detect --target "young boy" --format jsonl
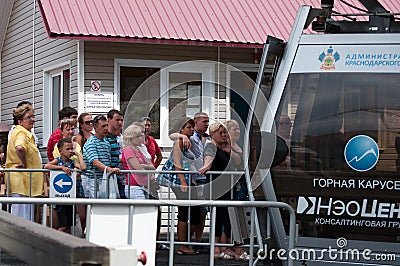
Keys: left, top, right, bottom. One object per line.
{"left": 44, "top": 138, "right": 86, "bottom": 233}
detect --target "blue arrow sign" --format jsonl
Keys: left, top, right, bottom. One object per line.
{"left": 53, "top": 173, "right": 73, "bottom": 194}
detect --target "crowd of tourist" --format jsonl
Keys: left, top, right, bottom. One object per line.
{"left": 3, "top": 101, "right": 250, "bottom": 261}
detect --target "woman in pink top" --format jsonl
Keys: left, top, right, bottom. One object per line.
{"left": 122, "top": 124, "right": 156, "bottom": 199}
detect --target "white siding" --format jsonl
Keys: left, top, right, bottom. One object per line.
{"left": 1, "top": 0, "right": 78, "bottom": 150}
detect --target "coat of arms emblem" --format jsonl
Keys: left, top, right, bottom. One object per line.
{"left": 318, "top": 46, "right": 340, "bottom": 70}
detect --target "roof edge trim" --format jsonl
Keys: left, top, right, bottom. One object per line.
{"left": 36, "top": 0, "right": 52, "bottom": 39}
{"left": 48, "top": 34, "right": 264, "bottom": 48}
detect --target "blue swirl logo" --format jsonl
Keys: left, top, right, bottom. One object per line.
{"left": 344, "top": 135, "right": 379, "bottom": 172}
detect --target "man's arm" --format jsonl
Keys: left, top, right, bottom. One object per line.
{"left": 92, "top": 159, "right": 120, "bottom": 174}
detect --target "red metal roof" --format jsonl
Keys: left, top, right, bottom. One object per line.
{"left": 36, "top": 0, "right": 400, "bottom": 48}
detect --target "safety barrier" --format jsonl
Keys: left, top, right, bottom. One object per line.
{"left": 0, "top": 168, "right": 297, "bottom": 266}
{"left": 0, "top": 197, "right": 296, "bottom": 266}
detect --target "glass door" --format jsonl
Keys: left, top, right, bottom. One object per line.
{"left": 159, "top": 62, "right": 214, "bottom": 145}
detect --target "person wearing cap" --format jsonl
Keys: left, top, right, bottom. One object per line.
{"left": 138, "top": 117, "right": 162, "bottom": 169}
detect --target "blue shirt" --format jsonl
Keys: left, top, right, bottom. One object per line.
{"left": 105, "top": 132, "right": 122, "bottom": 168}
{"left": 83, "top": 136, "right": 111, "bottom": 179}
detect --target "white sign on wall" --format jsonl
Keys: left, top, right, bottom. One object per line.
{"left": 85, "top": 92, "right": 114, "bottom": 113}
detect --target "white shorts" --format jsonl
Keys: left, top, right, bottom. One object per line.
{"left": 125, "top": 185, "right": 146, "bottom": 199}
{"left": 11, "top": 194, "right": 35, "bottom": 221}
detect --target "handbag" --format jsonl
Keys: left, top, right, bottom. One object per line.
{"left": 97, "top": 168, "right": 108, "bottom": 198}
{"left": 98, "top": 168, "right": 120, "bottom": 199}
{"left": 108, "top": 174, "right": 120, "bottom": 199}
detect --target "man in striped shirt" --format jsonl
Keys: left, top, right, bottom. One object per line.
{"left": 105, "top": 109, "right": 126, "bottom": 198}
{"left": 83, "top": 115, "right": 120, "bottom": 198}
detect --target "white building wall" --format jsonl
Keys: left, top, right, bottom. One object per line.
{"left": 1, "top": 0, "right": 78, "bottom": 151}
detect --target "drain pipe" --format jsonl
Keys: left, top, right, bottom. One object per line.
{"left": 32, "top": 0, "right": 36, "bottom": 107}
{"left": 217, "top": 47, "right": 220, "bottom": 120}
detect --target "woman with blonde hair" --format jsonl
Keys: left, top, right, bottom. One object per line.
{"left": 224, "top": 119, "right": 250, "bottom": 260}
{"left": 122, "top": 124, "right": 156, "bottom": 199}
{"left": 199, "top": 122, "right": 242, "bottom": 260}
{"left": 6, "top": 103, "right": 43, "bottom": 220}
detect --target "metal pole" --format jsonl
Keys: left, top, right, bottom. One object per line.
{"left": 50, "top": 204, "right": 54, "bottom": 228}
{"left": 72, "top": 204, "right": 76, "bottom": 236}
{"left": 42, "top": 203, "right": 47, "bottom": 226}
{"left": 128, "top": 171, "right": 131, "bottom": 199}
{"left": 128, "top": 205, "right": 133, "bottom": 245}
{"left": 29, "top": 172, "right": 32, "bottom": 220}
{"left": 168, "top": 206, "right": 176, "bottom": 266}
{"left": 85, "top": 204, "right": 91, "bottom": 241}
{"left": 209, "top": 206, "right": 217, "bottom": 266}
{"left": 6, "top": 172, "right": 10, "bottom": 212}
{"left": 187, "top": 173, "right": 191, "bottom": 244}
{"left": 250, "top": 206, "right": 255, "bottom": 265}
{"left": 287, "top": 206, "right": 296, "bottom": 266}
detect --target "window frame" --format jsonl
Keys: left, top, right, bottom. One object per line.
{"left": 114, "top": 59, "right": 215, "bottom": 146}
{"left": 43, "top": 61, "right": 71, "bottom": 146}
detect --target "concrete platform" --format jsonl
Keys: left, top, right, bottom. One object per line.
{"left": 0, "top": 250, "right": 27, "bottom": 266}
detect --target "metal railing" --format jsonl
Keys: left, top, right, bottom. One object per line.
{"left": 0, "top": 168, "right": 297, "bottom": 266}
{"left": 0, "top": 197, "right": 296, "bottom": 266}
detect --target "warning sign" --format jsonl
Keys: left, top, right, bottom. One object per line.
{"left": 85, "top": 92, "right": 114, "bottom": 113}
{"left": 91, "top": 80, "right": 101, "bottom": 92}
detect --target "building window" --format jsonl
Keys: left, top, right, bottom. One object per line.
{"left": 120, "top": 66, "right": 161, "bottom": 138}
{"left": 43, "top": 63, "right": 71, "bottom": 146}
{"left": 116, "top": 59, "right": 214, "bottom": 146}
{"left": 51, "top": 69, "right": 70, "bottom": 130}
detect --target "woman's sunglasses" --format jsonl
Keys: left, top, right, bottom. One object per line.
{"left": 84, "top": 120, "right": 93, "bottom": 125}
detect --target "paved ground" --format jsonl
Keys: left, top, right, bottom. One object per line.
{"left": 155, "top": 248, "right": 282, "bottom": 266}
{"left": 0, "top": 234, "right": 282, "bottom": 266}
{"left": 1, "top": 247, "right": 282, "bottom": 266}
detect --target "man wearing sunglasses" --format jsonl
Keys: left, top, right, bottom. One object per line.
{"left": 83, "top": 115, "right": 120, "bottom": 198}
{"left": 46, "top": 107, "right": 78, "bottom": 161}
